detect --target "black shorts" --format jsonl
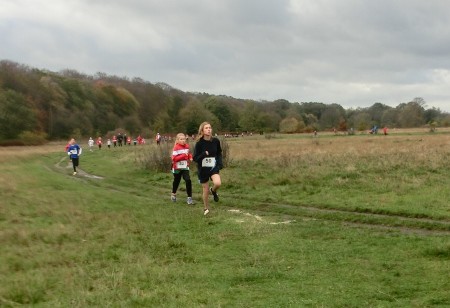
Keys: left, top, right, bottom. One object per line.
{"left": 72, "top": 158, "right": 79, "bottom": 167}
{"left": 198, "top": 170, "right": 219, "bottom": 184}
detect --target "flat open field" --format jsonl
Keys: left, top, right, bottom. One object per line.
{"left": 1, "top": 128, "right": 449, "bottom": 306}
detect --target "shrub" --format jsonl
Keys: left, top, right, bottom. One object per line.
{"left": 219, "top": 136, "right": 230, "bottom": 168}
{"left": 0, "top": 139, "right": 26, "bottom": 146}
{"left": 136, "top": 143, "right": 172, "bottom": 172}
{"left": 18, "top": 131, "right": 48, "bottom": 145}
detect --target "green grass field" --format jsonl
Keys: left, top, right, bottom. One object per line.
{"left": 1, "top": 130, "right": 450, "bottom": 307}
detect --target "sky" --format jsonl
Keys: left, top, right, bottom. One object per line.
{"left": 2, "top": 0, "right": 450, "bottom": 112}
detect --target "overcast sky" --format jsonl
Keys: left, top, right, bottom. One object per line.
{"left": 2, "top": 0, "right": 450, "bottom": 112}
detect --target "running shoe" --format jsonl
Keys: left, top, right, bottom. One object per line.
{"left": 203, "top": 209, "right": 209, "bottom": 216}
{"left": 73, "top": 172, "right": 77, "bottom": 175}
{"left": 210, "top": 187, "right": 219, "bottom": 202}
{"left": 171, "top": 194, "right": 176, "bottom": 202}
{"left": 187, "top": 197, "right": 194, "bottom": 205}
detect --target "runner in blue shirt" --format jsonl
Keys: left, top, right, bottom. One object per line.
{"left": 67, "top": 138, "right": 82, "bottom": 175}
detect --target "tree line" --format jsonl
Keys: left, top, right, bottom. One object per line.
{"left": 1, "top": 60, "right": 449, "bottom": 144}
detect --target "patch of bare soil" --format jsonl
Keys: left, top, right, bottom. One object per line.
{"left": 226, "top": 202, "right": 450, "bottom": 236}
{"left": 54, "top": 156, "right": 104, "bottom": 179}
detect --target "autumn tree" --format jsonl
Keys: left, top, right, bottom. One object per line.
{"left": 0, "top": 89, "right": 37, "bottom": 139}
{"left": 397, "top": 99, "right": 426, "bottom": 127}
{"left": 204, "top": 97, "right": 239, "bottom": 132}
{"left": 177, "top": 99, "right": 219, "bottom": 135}
{"left": 319, "top": 104, "right": 345, "bottom": 130}
{"left": 349, "top": 111, "right": 371, "bottom": 131}
{"left": 238, "top": 101, "right": 268, "bottom": 132}
{"left": 279, "top": 117, "right": 300, "bottom": 133}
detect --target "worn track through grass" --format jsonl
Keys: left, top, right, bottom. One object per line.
{"left": 51, "top": 155, "right": 450, "bottom": 236}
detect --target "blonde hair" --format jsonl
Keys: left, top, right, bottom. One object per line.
{"left": 174, "top": 133, "right": 186, "bottom": 146}
{"left": 196, "top": 122, "right": 211, "bottom": 141}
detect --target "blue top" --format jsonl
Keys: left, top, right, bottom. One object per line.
{"left": 68, "top": 144, "right": 82, "bottom": 159}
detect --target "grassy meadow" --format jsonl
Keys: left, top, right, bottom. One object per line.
{"left": 1, "top": 128, "right": 450, "bottom": 307}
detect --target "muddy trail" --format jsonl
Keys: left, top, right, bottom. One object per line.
{"left": 52, "top": 156, "right": 450, "bottom": 236}
{"left": 222, "top": 201, "right": 450, "bottom": 236}
{"left": 54, "top": 156, "right": 104, "bottom": 179}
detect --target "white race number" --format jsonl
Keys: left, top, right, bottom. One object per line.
{"left": 202, "top": 157, "right": 216, "bottom": 167}
{"left": 176, "top": 160, "right": 188, "bottom": 168}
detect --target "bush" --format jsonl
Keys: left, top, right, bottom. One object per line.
{"left": 0, "top": 131, "right": 48, "bottom": 146}
{"left": 0, "top": 139, "right": 26, "bottom": 146}
{"left": 18, "top": 131, "right": 48, "bottom": 145}
{"left": 219, "top": 136, "right": 230, "bottom": 168}
{"left": 136, "top": 143, "right": 172, "bottom": 172}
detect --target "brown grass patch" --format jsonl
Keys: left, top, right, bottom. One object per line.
{"left": 0, "top": 143, "right": 66, "bottom": 163}
{"left": 229, "top": 130, "right": 450, "bottom": 162}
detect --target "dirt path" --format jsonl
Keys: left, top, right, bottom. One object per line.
{"left": 223, "top": 200, "right": 450, "bottom": 235}
{"left": 54, "top": 156, "right": 104, "bottom": 179}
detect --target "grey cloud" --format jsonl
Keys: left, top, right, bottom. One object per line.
{"left": 1, "top": 0, "right": 450, "bottom": 111}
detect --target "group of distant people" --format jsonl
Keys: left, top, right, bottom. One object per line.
{"left": 67, "top": 133, "right": 148, "bottom": 173}
{"left": 65, "top": 122, "right": 224, "bottom": 216}
{"left": 369, "top": 125, "right": 389, "bottom": 135}
{"left": 330, "top": 126, "right": 389, "bottom": 136}
{"left": 86, "top": 134, "right": 147, "bottom": 152}
{"left": 154, "top": 132, "right": 196, "bottom": 145}
{"left": 109, "top": 133, "right": 146, "bottom": 147}
{"left": 223, "top": 132, "right": 253, "bottom": 138}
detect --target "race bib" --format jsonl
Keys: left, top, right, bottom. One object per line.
{"left": 176, "top": 160, "right": 188, "bottom": 169}
{"left": 202, "top": 157, "right": 216, "bottom": 167}
{"left": 70, "top": 149, "right": 78, "bottom": 155}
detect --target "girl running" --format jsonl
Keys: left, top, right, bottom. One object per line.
{"left": 67, "top": 138, "right": 82, "bottom": 175}
{"left": 97, "top": 137, "right": 102, "bottom": 149}
{"left": 193, "top": 122, "right": 223, "bottom": 215}
{"left": 171, "top": 133, "right": 194, "bottom": 205}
